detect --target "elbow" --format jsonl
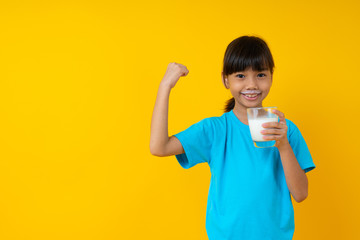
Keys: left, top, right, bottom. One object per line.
{"left": 294, "top": 175, "right": 309, "bottom": 203}
{"left": 150, "top": 149, "right": 164, "bottom": 157}
{"left": 294, "top": 191, "right": 308, "bottom": 203}
{"left": 150, "top": 144, "right": 164, "bottom": 157}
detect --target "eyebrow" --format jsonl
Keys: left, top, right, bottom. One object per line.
{"left": 235, "top": 68, "right": 269, "bottom": 73}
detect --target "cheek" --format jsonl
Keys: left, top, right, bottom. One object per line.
{"left": 260, "top": 81, "right": 272, "bottom": 90}
{"left": 229, "top": 89, "right": 238, "bottom": 96}
{"left": 231, "top": 81, "right": 244, "bottom": 89}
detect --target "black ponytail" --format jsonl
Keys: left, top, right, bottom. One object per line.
{"left": 222, "top": 35, "right": 275, "bottom": 113}
{"left": 224, "top": 97, "right": 235, "bottom": 112}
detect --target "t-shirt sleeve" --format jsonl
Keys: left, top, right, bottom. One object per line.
{"left": 173, "top": 118, "right": 214, "bottom": 169}
{"left": 287, "top": 119, "right": 316, "bottom": 173}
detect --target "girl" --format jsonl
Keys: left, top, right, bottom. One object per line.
{"left": 150, "top": 35, "right": 316, "bottom": 240}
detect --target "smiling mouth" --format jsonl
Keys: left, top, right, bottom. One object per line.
{"left": 241, "top": 93, "right": 260, "bottom": 100}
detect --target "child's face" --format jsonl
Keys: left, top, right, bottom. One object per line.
{"left": 222, "top": 67, "right": 273, "bottom": 109}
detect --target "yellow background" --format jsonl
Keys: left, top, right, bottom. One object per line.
{"left": 0, "top": 0, "right": 359, "bottom": 239}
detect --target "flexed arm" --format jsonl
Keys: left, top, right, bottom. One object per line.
{"left": 150, "top": 63, "right": 189, "bottom": 157}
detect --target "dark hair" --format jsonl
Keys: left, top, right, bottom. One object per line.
{"left": 222, "top": 35, "right": 275, "bottom": 112}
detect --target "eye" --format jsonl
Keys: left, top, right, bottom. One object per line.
{"left": 258, "top": 73, "right": 266, "bottom": 77}
{"left": 236, "top": 74, "right": 245, "bottom": 78}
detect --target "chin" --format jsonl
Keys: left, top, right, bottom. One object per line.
{"left": 238, "top": 102, "right": 263, "bottom": 109}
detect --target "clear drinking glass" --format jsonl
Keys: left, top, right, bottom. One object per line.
{"left": 247, "top": 107, "right": 279, "bottom": 148}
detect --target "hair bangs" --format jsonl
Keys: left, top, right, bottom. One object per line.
{"left": 223, "top": 36, "right": 274, "bottom": 76}
{"left": 230, "top": 52, "right": 269, "bottom": 74}
{"left": 226, "top": 45, "right": 271, "bottom": 75}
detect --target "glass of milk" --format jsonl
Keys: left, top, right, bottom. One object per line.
{"left": 247, "top": 107, "right": 279, "bottom": 148}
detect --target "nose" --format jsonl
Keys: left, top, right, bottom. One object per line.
{"left": 246, "top": 76, "right": 258, "bottom": 89}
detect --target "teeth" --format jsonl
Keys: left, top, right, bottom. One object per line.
{"left": 245, "top": 94, "right": 258, "bottom": 98}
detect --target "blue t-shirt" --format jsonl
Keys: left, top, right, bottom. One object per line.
{"left": 174, "top": 109, "right": 316, "bottom": 240}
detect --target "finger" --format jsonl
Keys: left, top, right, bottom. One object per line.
{"left": 271, "top": 109, "right": 284, "bottom": 119}
{"left": 262, "top": 122, "right": 283, "bottom": 128}
{"left": 271, "top": 109, "right": 286, "bottom": 124}
{"left": 262, "top": 134, "right": 283, "bottom": 140}
{"left": 261, "top": 129, "right": 283, "bottom": 135}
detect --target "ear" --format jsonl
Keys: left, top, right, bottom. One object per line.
{"left": 221, "top": 72, "right": 229, "bottom": 89}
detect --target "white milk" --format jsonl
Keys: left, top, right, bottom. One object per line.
{"left": 248, "top": 117, "right": 278, "bottom": 142}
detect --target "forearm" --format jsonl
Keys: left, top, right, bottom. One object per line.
{"left": 278, "top": 143, "right": 308, "bottom": 202}
{"left": 150, "top": 82, "right": 172, "bottom": 155}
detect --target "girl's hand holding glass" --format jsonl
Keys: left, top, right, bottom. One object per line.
{"left": 261, "top": 109, "right": 289, "bottom": 149}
